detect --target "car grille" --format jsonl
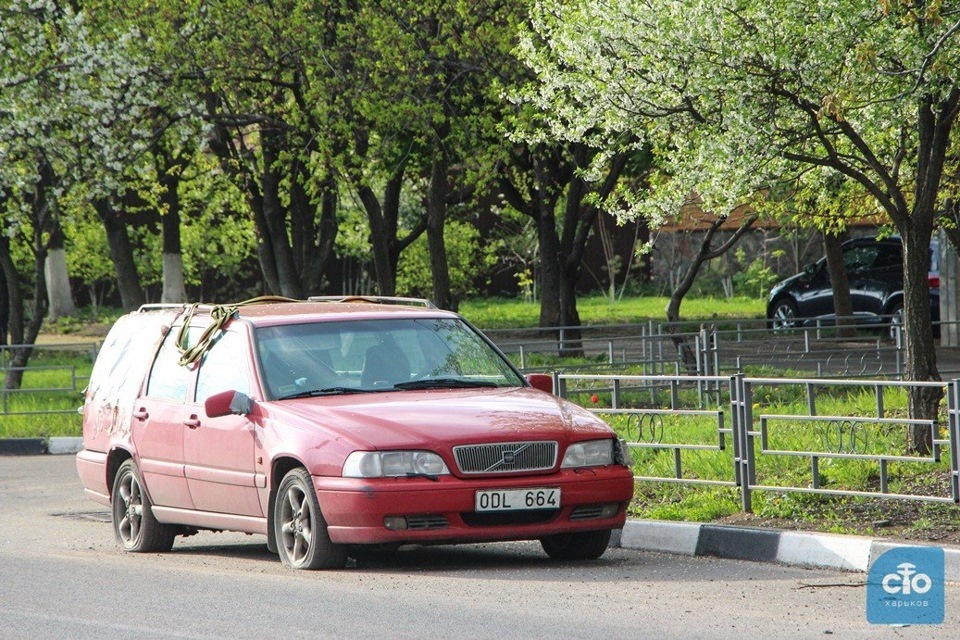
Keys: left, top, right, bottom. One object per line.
{"left": 453, "top": 441, "right": 558, "bottom": 474}
{"left": 569, "top": 505, "right": 605, "bottom": 520}
{"left": 406, "top": 515, "right": 449, "bottom": 530}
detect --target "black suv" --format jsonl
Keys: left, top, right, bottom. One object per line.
{"left": 766, "top": 236, "right": 940, "bottom": 333}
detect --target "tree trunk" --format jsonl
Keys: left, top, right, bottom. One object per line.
{"left": 531, "top": 153, "right": 563, "bottom": 330}
{"left": 299, "top": 177, "right": 339, "bottom": 296}
{"left": 537, "top": 205, "right": 562, "bottom": 329}
{"left": 0, "top": 237, "right": 26, "bottom": 390}
{"left": 159, "top": 170, "right": 188, "bottom": 304}
{"left": 357, "top": 168, "right": 424, "bottom": 297}
{"left": 3, "top": 172, "right": 51, "bottom": 389}
{"left": 427, "top": 154, "right": 453, "bottom": 310}
{"left": 555, "top": 146, "right": 630, "bottom": 354}
{"left": 261, "top": 128, "right": 303, "bottom": 299}
{"left": 886, "top": 90, "right": 954, "bottom": 453}
{"left": 822, "top": 231, "right": 854, "bottom": 338}
{"left": 94, "top": 198, "right": 145, "bottom": 311}
{"left": 44, "top": 223, "right": 76, "bottom": 319}
{"left": 358, "top": 183, "right": 396, "bottom": 296}
{"left": 0, "top": 247, "right": 8, "bottom": 346}
{"left": 8, "top": 232, "right": 48, "bottom": 389}
{"left": 0, "top": 236, "right": 18, "bottom": 350}
{"left": 250, "top": 193, "right": 282, "bottom": 296}
{"left": 901, "top": 223, "right": 940, "bottom": 454}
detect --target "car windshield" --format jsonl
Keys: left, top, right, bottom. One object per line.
{"left": 255, "top": 317, "right": 524, "bottom": 399}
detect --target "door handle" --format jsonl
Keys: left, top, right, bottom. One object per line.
{"left": 133, "top": 409, "right": 149, "bottom": 420}
{"left": 183, "top": 416, "right": 201, "bottom": 429}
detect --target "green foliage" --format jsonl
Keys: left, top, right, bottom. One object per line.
{"left": 396, "top": 221, "right": 495, "bottom": 300}
{"left": 732, "top": 248, "right": 784, "bottom": 299}
{"left": 64, "top": 211, "right": 115, "bottom": 298}
{"left": 517, "top": 0, "right": 958, "bottom": 374}
{"left": 515, "top": 269, "right": 535, "bottom": 303}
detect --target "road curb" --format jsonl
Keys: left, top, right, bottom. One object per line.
{"left": 617, "top": 519, "right": 960, "bottom": 581}
{"left": 0, "top": 437, "right": 82, "bottom": 456}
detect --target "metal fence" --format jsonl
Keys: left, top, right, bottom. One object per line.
{"left": 555, "top": 372, "right": 960, "bottom": 511}
{"left": 485, "top": 318, "right": 960, "bottom": 379}
{"left": 0, "top": 342, "right": 97, "bottom": 420}
{"left": 5, "top": 329, "right": 960, "bottom": 518}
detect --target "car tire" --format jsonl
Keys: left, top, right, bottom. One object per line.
{"left": 769, "top": 297, "right": 799, "bottom": 332}
{"left": 274, "top": 468, "right": 348, "bottom": 570}
{"left": 111, "top": 459, "right": 176, "bottom": 553}
{"left": 540, "top": 529, "right": 612, "bottom": 561}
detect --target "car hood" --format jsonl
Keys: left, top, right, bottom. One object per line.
{"left": 268, "top": 386, "right": 612, "bottom": 451}
{"left": 768, "top": 268, "right": 813, "bottom": 301}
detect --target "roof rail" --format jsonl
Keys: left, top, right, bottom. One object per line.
{"left": 136, "top": 303, "right": 197, "bottom": 313}
{"left": 307, "top": 295, "right": 437, "bottom": 309}
{"left": 136, "top": 296, "right": 303, "bottom": 315}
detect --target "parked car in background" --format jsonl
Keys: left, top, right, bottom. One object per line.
{"left": 76, "top": 297, "right": 634, "bottom": 570}
{"left": 766, "top": 236, "right": 940, "bottom": 334}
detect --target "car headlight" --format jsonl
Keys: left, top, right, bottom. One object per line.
{"left": 342, "top": 451, "right": 450, "bottom": 478}
{"left": 561, "top": 439, "right": 614, "bottom": 468}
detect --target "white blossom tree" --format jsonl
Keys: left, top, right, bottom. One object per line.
{"left": 518, "top": 0, "right": 960, "bottom": 447}
{"left": 0, "top": 1, "right": 167, "bottom": 385}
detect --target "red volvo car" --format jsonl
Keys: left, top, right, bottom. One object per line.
{"left": 76, "top": 297, "right": 634, "bottom": 569}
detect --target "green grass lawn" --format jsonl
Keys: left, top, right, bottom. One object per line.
{"left": 459, "top": 295, "right": 765, "bottom": 329}
{"left": 0, "top": 354, "right": 89, "bottom": 438}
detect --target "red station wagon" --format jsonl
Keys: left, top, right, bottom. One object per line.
{"left": 76, "top": 297, "right": 634, "bottom": 569}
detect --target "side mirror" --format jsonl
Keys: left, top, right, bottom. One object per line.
{"left": 205, "top": 390, "right": 254, "bottom": 417}
{"left": 525, "top": 373, "right": 554, "bottom": 394}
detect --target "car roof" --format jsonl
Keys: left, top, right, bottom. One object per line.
{"left": 136, "top": 298, "right": 459, "bottom": 328}
{"left": 237, "top": 301, "right": 458, "bottom": 326}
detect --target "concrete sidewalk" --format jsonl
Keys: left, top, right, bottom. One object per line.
{"left": 0, "top": 436, "right": 83, "bottom": 456}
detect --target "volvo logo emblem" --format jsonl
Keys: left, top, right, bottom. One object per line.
{"left": 481, "top": 443, "right": 532, "bottom": 472}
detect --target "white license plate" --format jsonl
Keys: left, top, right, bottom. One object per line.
{"left": 475, "top": 488, "right": 560, "bottom": 512}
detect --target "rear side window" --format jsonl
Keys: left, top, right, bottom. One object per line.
{"left": 145, "top": 327, "right": 195, "bottom": 401}
{"left": 843, "top": 245, "right": 880, "bottom": 271}
{"left": 872, "top": 244, "right": 902, "bottom": 269}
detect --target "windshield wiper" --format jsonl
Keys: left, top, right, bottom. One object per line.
{"left": 392, "top": 378, "right": 500, "bottom": 390}
{"left": 277, "top": 387, "right": 365, "bottom": 400}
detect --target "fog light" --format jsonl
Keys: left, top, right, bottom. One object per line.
{"left": 600, "top": 503, "right": 619, "bottom": 518}
{"left": 384, "top": 516, "right": 408, "bottom": 531}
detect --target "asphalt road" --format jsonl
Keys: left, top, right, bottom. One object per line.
{"left": 2, "top": 455, "right": 958, "bottom": 640}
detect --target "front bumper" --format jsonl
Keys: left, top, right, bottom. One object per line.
{"left": 314, "top": 466, "right": 635, "bottom": 545}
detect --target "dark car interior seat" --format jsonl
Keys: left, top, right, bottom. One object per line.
{"left": 361, "top": 343, "right": 411, "bottom": 388}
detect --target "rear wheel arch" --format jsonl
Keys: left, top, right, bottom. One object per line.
{"left": 883, "top": 295, "right": 904, "bottom": 316}
{"left": 106, "top": 448, "right": 134, "bottom": 500}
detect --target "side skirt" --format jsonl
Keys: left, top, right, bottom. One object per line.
{"left": 151, "top": 506, "right": 269, "bottom": 536}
